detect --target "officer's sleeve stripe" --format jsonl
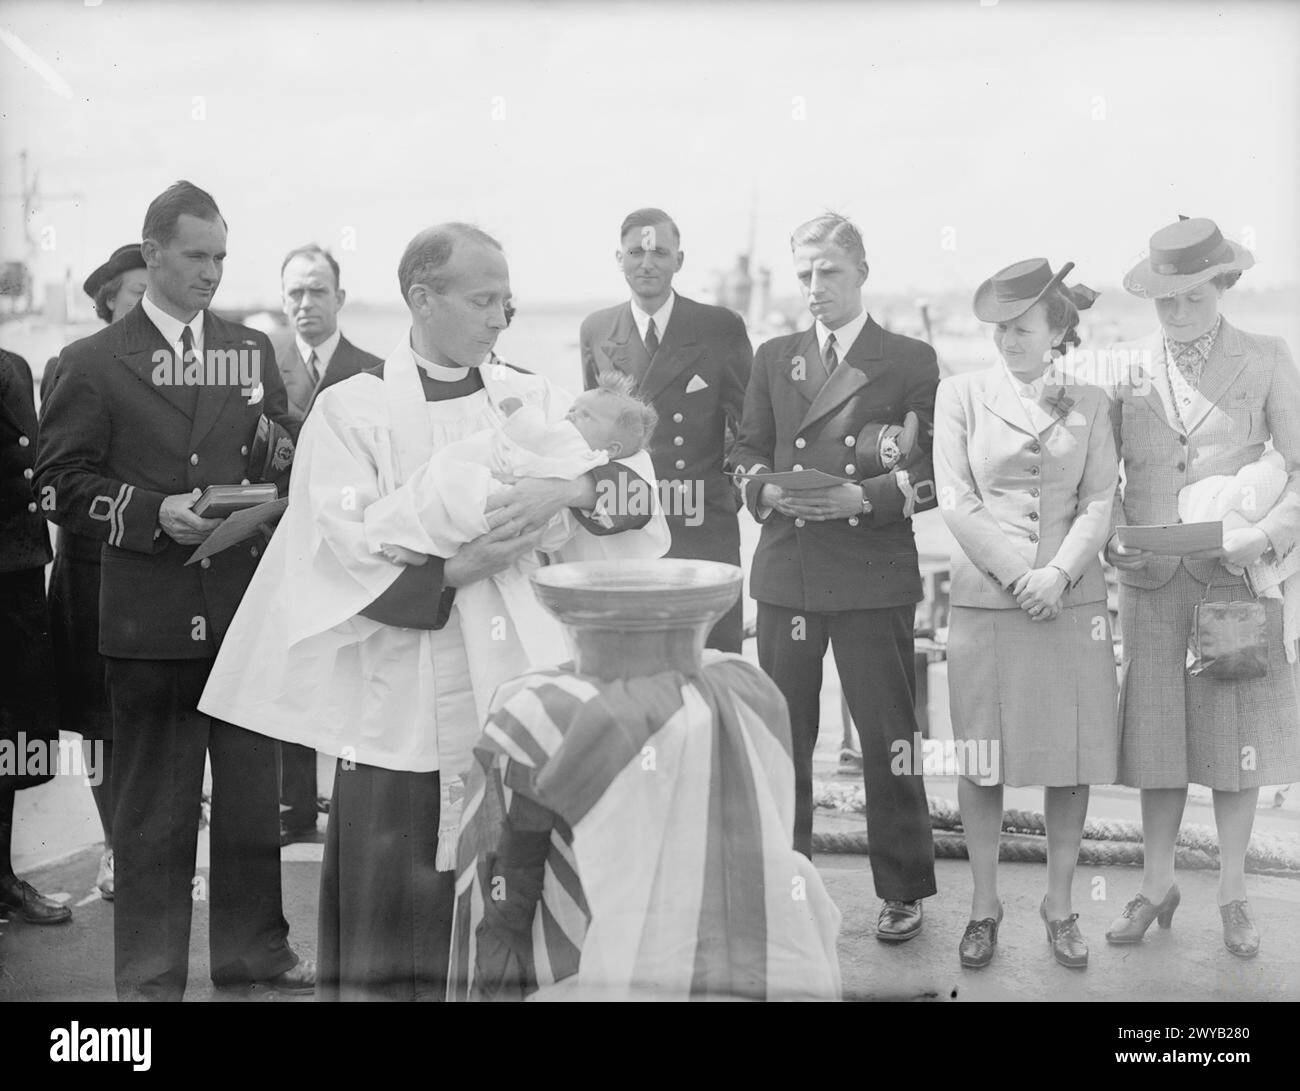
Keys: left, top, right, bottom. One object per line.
{"left": 110, "top": 483, "right": 133, "bottom": 546}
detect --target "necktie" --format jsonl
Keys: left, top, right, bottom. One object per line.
{"left": 306, "top": 350, "right": 321, "bottom": 386}
{"left": 644, "top": 317, "right": 660, "bottom": 358}
{"left": 824, "top": 333, "right": 838, "bottom": 376}
{"left": 180, "top": 325, "right": 198, "bottom": 370}
{"left": 176, "top": 325, "right": 201, "bottom": 415}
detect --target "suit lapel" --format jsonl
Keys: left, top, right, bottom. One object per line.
{"left": 797, "top": 318, "right": 881, "bottom": 434}
{"left": 189, "top": 312, "right": 240, "bottom": 448}
{"left": 639, "top": 295, "right": 701, "bottom": 403}
{"left": 1132, "top": 333, "right": 1181, "bottom": 433}
{"left": 978, "top": 366, "right": 1038, "bottom": 436}
{"left": 596, "top": 304, "right": 650, "bottom": 386}
{"left": 114, "top": 304, "right": 197, "bottom": 421}
{"left": 1184, "top": 320, "right": 1248, "bottom": 434}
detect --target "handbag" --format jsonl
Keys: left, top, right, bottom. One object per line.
{"left": 1186, "top": 567, "right": 1269, "bottom": 681}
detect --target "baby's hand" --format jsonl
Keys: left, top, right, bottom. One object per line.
{"left": 380, "top": 543, "right": 429, "bottom": 566}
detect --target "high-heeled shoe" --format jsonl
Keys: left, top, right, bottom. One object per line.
{"left": 1040, "top": 900, "right": 1088, "bottom": 968}
{"left": 959, "top": 903, "right": 1003, "bottom": 968}
{"left": 1219, "top": 900, "right": 1259, "bottom": 959}
{"left": 1105, "top": 885, "right": 1180, "bottom": 944}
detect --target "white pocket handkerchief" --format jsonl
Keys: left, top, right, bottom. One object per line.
{"left": 246, "top": 382, "right": 265, "bottom": 405}
{"left": 685, "top": 374, "right": 708, "bottom": 393}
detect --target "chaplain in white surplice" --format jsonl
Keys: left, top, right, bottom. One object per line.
{"left": 200, "top": 224, "right": 669, "bottom": 1000}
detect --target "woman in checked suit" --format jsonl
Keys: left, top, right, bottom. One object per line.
{"left": 934, "top": 259, "right": 1118, "bottom": 970}
{"left": 1104, "top": 217, "right": 1300, "bottom": 958}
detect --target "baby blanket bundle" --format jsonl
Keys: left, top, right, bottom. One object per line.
{"left": 1178, "top": 450, "right": 1300, "bottom": 663}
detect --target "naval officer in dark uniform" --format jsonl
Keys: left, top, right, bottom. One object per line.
{"left": 0, "top": 348, "right": 70, "bottom": 926}
{"left": 580, "top": 208, "right": 753, "bottom": 651}
{"left": 733, "top": 213, "right": 939, "bottom": 942}
{"left": 35, "top": 180, "right": 313, "bottom": 1000}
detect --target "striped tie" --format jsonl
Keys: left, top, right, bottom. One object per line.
{"left": 823, "top": 333, "right": 838, "bottom": 375}
{"left": 306, "top": 350, "right": 321, "bottom": 387}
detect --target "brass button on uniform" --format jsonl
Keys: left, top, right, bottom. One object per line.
{"left": 1028, "top": 531, "right": 1039, "bottom": 542}
{"left": 844, "top": 464, "right": 855, "bottom": 474}
{"left": 673, "top": 436, "right": 684, "bottom": 447}
{"left": 672, "top": 412, "right": 683, "bottom": 424}
{"left": 26, "top": 501, "right": 37, "bottom": 513}
{"left": 794, "top": 518, "right": 806, "bottom": 528}
{"left": 190, "top": 453, "right": 199, "bottom": 465}
{"left": 1029, "top": 466, "right": 1039, "bottom": 476}
{"left": 847, "top": 516, "right": 859, "bottom": 527}
{"left": 200, "top": 558, "right": 212, "bottom": 569}
{"left": 674, "top": 459, "right": 685, "bottom": 470}
{"left": 1176, "top": 462, "right": 1186, "bottom": 472}
{"left": 240, "top": 445, "right": 249, "bottom": 456}
{"left": 792, "top": 464, "right": 803, "bottom": 472}
{"left": 250, "top": 546, "right": 260, "bottom": 558}
{"left": 1029, "top": 443, "right": 1040, "bottom": 454}
{"left": 1029, "top": 487, "right": 1040, "bottom": 497}
{"left": 18, "top": 435, "right": 30, "bottom": 448}
{"left": 22, "top": 468, "right": 33, "bottom": 480}
{"left": 845, "top": 436, "right": 856, "bottom": 447}
{"left": 240, "top": 478, "right": 251, "bottom": 486}
{"left": 1029, "top": 511, "right": 1039, "bottom": 521}
{"left": 795, "top": 437, "right": 806, "bottom": 449}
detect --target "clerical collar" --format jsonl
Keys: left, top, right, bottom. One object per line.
{"left": 410, "top": 339, "right": 478, "bottom": 382}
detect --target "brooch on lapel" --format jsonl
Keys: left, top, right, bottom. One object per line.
{"left": 1043, "top": 387, "right": 1075, "bottom": 421}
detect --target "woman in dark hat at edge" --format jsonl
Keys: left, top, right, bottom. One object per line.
{"left": 40, "top": 244, "right": 148, "bottom": 901}
{"left": 933, "top": 258, "right": 1118, "bottom": 969}
{"left": 1104, "top": 217, "right": 1300, "bottom": 957}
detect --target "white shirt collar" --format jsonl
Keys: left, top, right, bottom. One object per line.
{"left": 410, "top": 335, "right": 478, "bottom": 382}
{"left": 816, "top": 307, "right": 869, "bottom": 360}
{"left": 1001, "top": 358, "right": 1060, "bottom": 408}
{"left": 297, "top": 328, "right": 342, "bottom": 374}
{"left": 142, "top": 292, "right": 204, "bottom": 355}
{"left": 630, "top": 290, "right": 675, "bottom": 344}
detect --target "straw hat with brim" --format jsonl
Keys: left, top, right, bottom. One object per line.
{"left": 973, "top": 258, "right": 1075, "bottom": 324}
{"left": 83, "top": 243, "right": 146, "bottom": 299}
{"left": 1123, "top": 217, "right": 1254, "bottom": 299}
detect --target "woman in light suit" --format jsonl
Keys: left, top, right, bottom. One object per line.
{"left": 1104, "top": 218, "right": 1300, "bottom": 958}
{"left": 934, "top": 259, "right": 1118, "bottom": 969}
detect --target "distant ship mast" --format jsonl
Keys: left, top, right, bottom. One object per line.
{"left": 1, "top": 148, "right": 84, "bottom": 316}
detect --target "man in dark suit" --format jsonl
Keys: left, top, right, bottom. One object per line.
{"left": 35, "top": 180, "right": 314, "bottom": 1000}
{"left": 733, "top": 213, "right": 938, "bottom": 942}
{"left": 580, "top": 208, "right": 752, "bottom": 651}
{"left": 274, "top": 244, "right": 381, "bottom": 842}
{"left": 276, "top": 244, "right": 382, "bottom": 437}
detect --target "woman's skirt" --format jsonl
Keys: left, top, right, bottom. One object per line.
{"left": 947, "top": 601, "right": 1119, "bottom": 787}
{"left": 1118, "top": 566, "right": 1300, "bottom": 791}
{"left": 0, "top": 567, "right": 59, "bottom": 790}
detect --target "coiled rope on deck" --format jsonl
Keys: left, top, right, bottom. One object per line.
{"left": 812, "top": 784, "right": 1300, "bottom": 878}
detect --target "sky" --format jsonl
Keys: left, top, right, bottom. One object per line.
{"left": 1, "top": 0, "right": 1297, "bottom": 308}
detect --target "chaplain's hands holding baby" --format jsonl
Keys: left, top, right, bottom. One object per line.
{"left": 485, "top": 475, "right": 594, "bottom": 537}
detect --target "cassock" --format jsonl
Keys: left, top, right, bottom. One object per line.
{"left": 199, "top": 337, "right": 669, "bottom": 1000}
